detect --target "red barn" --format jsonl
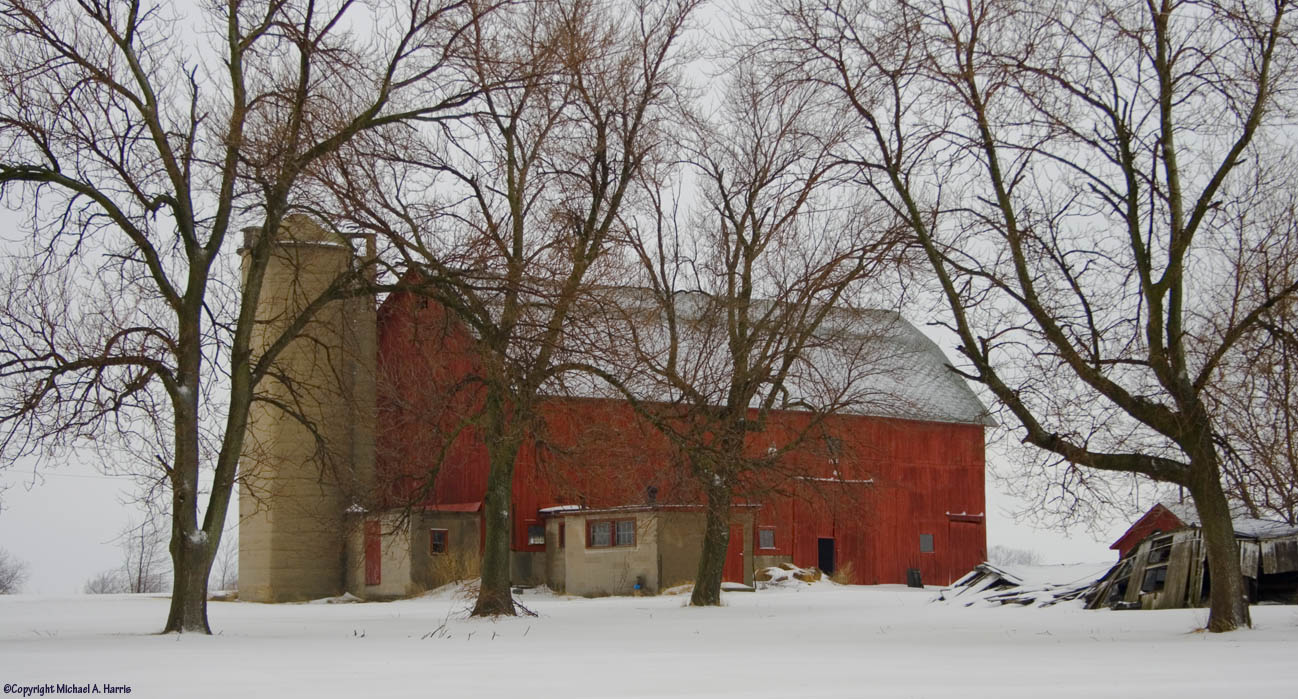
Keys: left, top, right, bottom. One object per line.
{"left": 355, "top": 288, "right": 991, "bottom": 598}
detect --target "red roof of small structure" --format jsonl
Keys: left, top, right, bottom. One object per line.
{"left": 1109, "top": 503, "right": 1188, "bottom": 559}
{"left": 422, "top": 501, "right": 482, "bottom": 513}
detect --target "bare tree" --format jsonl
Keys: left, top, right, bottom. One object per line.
{"left": 0, "top": 0, "right": 484, "bottom": 632}
{"left": 0, "top": 547, "right": 27, "bottom": 594}
{"left": 209, "top": 525, "right": 238, "bottom": 592}
{"left": 121, "top": 516, "right": 171, "bottom": 593}
{"left": 987, "top": 545, "right": 1041, "bottom": 567}
{"left": 603, "top": 66, "right": 906, "bottom": 605}
{"left": 765, "top": 0, "right": 1298, "bottom": 631}
{"left": 84, "top": 570, "right": 127, "bottom": 595}
{"left": 1212, "top": 283, "right": 1298, "bottom": 525}
{"left": 83, "top": 516, "right": 170, "bottom": 594}
{"left": 335, "top": 0, "right": 699, "bottom": 616}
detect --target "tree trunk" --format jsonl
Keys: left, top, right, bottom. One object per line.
{"left": 472, "top": 393, "right": 520, "bottom": 617}
{"left": 162, "top": 324, "right": 216, "bottom": 634}
{"left": 1189, "top": 461, "right": 1252, "bottom": 632}
{"left": 164, "top": 533, "right": 214, "bottom": 634}
{"left": 689, "top": 481, "right": 731, "bottom": 607}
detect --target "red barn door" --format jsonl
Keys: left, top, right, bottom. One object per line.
{"left": 723, "top": 525, "right": 745, "bottom": 583}
{"left": 947, "top": 521, "right": 984, "bottom": 585}
{"left": 364, "top": 520, "right": 382, "bottom": 586}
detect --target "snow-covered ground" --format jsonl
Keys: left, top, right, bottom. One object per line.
{"left": 2, "top": 571, "right": 1296, "bottom": 698}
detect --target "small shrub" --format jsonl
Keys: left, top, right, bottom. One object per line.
{"left": 829, "top": 562, "right": 856, "bottom": 585}
{"left": 428, "top": 550, "right": 480, "bottom": 588}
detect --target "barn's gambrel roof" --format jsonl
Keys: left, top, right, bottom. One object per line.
{"left": 543, "top": 288, "right": 993, "bottom": 427}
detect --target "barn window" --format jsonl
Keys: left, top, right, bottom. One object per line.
{"left": 527, "top": 524, "right": 545, "bottom": 546}
{"left": 559, "top": 523, "right": 566, "bottom": 548}
{"left": 429, "top": 528, "right": 448, "bottom": 555}
{"left": 823, "top": 435, "right": 843, "bottom": 465}
{"left": 919, "top": 533, "right": 934, "bottom": 553}
{"left": 588, "top": 519, "right": 635, "bottom": 548}
{"left": 758, "top": 526, "right": 776, "bottom": 550}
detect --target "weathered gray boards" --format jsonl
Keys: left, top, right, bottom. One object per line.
{"left": 1089, "top": 516, "right": 1298, "bottom": 611}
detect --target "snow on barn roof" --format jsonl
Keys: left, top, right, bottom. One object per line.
{"left": 548, "top": 289, "right": 993, "bottom": 427}
{"left": 384, "top": 278, "right": 992, "bottom": 427}
{"left": 835, "top": 308, "right": 993, "bottom": 426}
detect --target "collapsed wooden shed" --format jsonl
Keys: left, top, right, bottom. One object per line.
{"left": 1088, "top": 503, "right": 1298, "bottom": 611}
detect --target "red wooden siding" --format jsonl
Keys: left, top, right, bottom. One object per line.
{"left": 375, "top": 290, "right": 987, "bottom": 587}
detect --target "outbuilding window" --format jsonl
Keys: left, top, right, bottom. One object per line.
{"left": 615, "top": 520, "right": 635, "bottom": 547}
{"left": 429, "top": 529, "right": 448, "bottom": 555}
{"left": 919, "top": 533, "right": 934, "bottom": 553}
{"left": 588, "top": 519, "right": 635, "bottom": 548}
{"left": 758, "top": 526, "right": 776, "bottom": 550}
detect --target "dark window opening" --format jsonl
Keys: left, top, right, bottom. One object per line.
{"left": 527, "top": 524, "right": 545, "bottom": 546}
{"left": 429, "top": 528, "right": 448, "bottom": 555}
{"left": 1146, "top": 536, "right": 1173, "bottom": 565}
{"left": 758, "top": 527, "right": 776, "bottom": 550}
{"left": 1257, "top": 571, "right": 1298, "bottom": 604}
{"left": 919, "top": 533, "right": 934, "bottom": 553}
{"left": 1141, "top": 565, "right": 1168, "bottom": 593}
{"left": 1105, "top": 559, "right": 1133, "bottom": 606}
{"left": 558, "top": 523, "right": 566, "bottom": 549}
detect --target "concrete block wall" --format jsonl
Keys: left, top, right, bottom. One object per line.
{"left": 559, "top": 512, "right": 661, "bottom": 596}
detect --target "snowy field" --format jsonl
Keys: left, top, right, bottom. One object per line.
{"left": 2, "top": 566, "right": 1296, "bottom": 699}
